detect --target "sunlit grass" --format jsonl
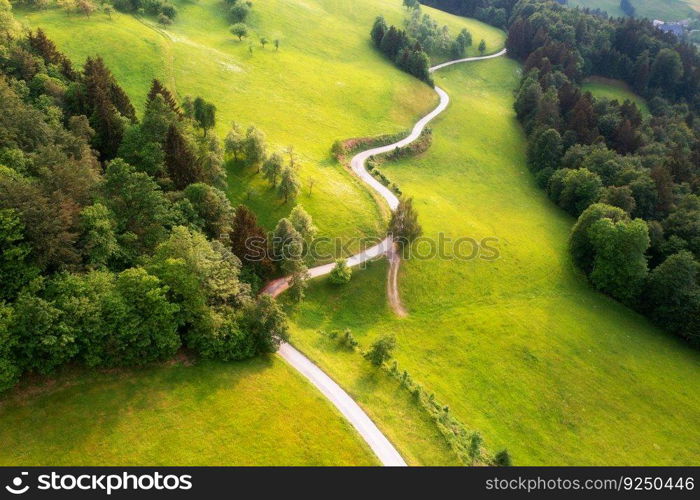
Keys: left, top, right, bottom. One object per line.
{"left": 17, "top": 1, "right": 502, "bottom": 245}
{"left": 0, "top": 357, "right": 377, "bottom": 465}
{"left": 15, "top": 0, "right": 504, "bottom": 465}
{"left": 17, "top": 0, "right": 698, "bottom": 467}
{"left": 289, "top": 57, "right": 700, "bottom": 466}
{"left": 582, "top": 76, "right": 649, "bottom": 115}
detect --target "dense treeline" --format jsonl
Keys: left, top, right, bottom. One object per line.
{"left": 371, "top": 16, "right": 434, "bottom": 85}
{"left": 405, "top": 7, "right": 473, "bottom": 59}
{"left": 370, "top": 5, "right": 477, "bottom": 85}
{"left": 503, "top": 0, "right": 700, "bottom": 346}
{"left": 0, "top": 6, "right": 294, "bottom": 392}
{"left": 419, "top": 0, "right": 519, "bottom": 28}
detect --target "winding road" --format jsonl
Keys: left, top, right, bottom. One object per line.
{"left": 264, "top": 48, "right": 507, "bottom": 466}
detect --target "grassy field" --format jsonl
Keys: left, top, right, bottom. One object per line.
{"left": 0, "top": 357, "right": 377, "bottom": 465}
{"left": 288, "top": 56, "right": 700, "bottom": 465}
{"left": 582, "top": 76, "right": 649, "bottom": 114}
{"left": 17, "top": 1, "right": 502, "bottom": 249}
{"left": 569, "top": 0, "right": 695, "bottom": 19}
{"left": 14, "top": 0, "right": 504, "bottom": 465}
{"left": 16, "top": 0, "right": 700, "bottom": 466}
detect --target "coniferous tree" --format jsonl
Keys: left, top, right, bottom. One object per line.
{"left": 90, "top": 87, "right": 124, "bottom": 161}
{"left": 231, "top": 204, "right": 272, "bottom": 277}
{"left": 371, "top": 16, "right": 387, "bottom": 46}
{"left": 146, "top": 79, "right": 181, "bottom": 117}
{"left": 109, "top": 81, "right": 136, "bottom": 123}
{"left": 164, "top": 124, "right": 200, "bottom": 190}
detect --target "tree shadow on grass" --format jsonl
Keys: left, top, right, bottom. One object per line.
{"left": 0, "top": 356, "right": 275, "bottom": 465}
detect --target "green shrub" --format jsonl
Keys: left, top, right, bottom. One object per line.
{"left": 364, "top": 334, "right": 396, "bottom": 367}
{"left": 329, "top": 258, "right": 352, "bottom": 285}
{"left": 341, "top": 328, "right": 358, "bottom": 350}
{"left": 494, "top": 449, "right": 512, "bottom": 466}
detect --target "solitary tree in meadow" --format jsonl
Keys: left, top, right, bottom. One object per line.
{"left": 278, "top": 167, "right": 300, "bottom": 203}
{"left": 478, "top": 39, "right": 486, "bottom": 55}
{"left": 262, "top": 152, "right": 284, "bottom": 187}
{"left": 494, "top": 449, "right": 512, "bottom": 467}
{"left": 244, "top": 126, "right": 266, "bottom": 166}
{"left": 224, "top": 122, "right": 246, "bottom": 161}
{"left": 365, "top": 334, "right": 396, "bottom": 367}
{"left": 274, "top": 39, "right": 280, "bottom": 50}
{"left": 158, "top": 13, "right": 173, "bottom": 26}
{"left": 229, "top": 3, "right": 250, "bottom": 23}
{"left": 388, "top": 197, "right": 422, "bottom": 248}
{"left": 285, "top": 145, "right": 298, "bottom": 169}
{"left": 77, "top": 0, "right": 96, "bottom": 18}
{"left": 230, "top": 23, "right": 248, "bottom": 41}
{"left": 192, "top": 97, "right": 216, "bottom": 136}
{"left": 260, "top": 37, "right": 268, "bottom": 48}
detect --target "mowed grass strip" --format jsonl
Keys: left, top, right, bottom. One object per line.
{"left": 289, "top": 57, "right": 700, "bottom": 466}
{"left": 0, "top": 357, "right": 378, "bottom": 466}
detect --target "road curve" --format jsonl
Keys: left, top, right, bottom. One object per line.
{"left": 264, "top": 49, "right": 507, "bottom": 466}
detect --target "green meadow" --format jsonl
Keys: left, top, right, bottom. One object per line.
{"left": 0, "top": 358, "right": 377, "bottom": 465}
{"left": 13, "top": 0, "right": 700, "bottom": 466}
{"left": 17, "top": 0, "right": 502, "bottom": 244}
{"left": 288, "top": 56, "right": 700, "bottom": 465}
{"left": 582, "top": 76, "right": 649, "bottom": 115}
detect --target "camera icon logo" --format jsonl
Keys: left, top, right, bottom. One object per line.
{"left": 5, "top": 472, "right": 29, "bottom": 495}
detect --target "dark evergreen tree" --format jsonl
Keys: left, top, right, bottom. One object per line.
{"left": 164, "top": 124, "right": 200, "bottom": 190}
{"left": 371, "top": 16, "right": 387, "bottom": 47}
{"left": 146, "top": 79, "right": 182, "bottom": 117}
{"left": 90, "top": 87, "right": 125, "bottom": 161}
